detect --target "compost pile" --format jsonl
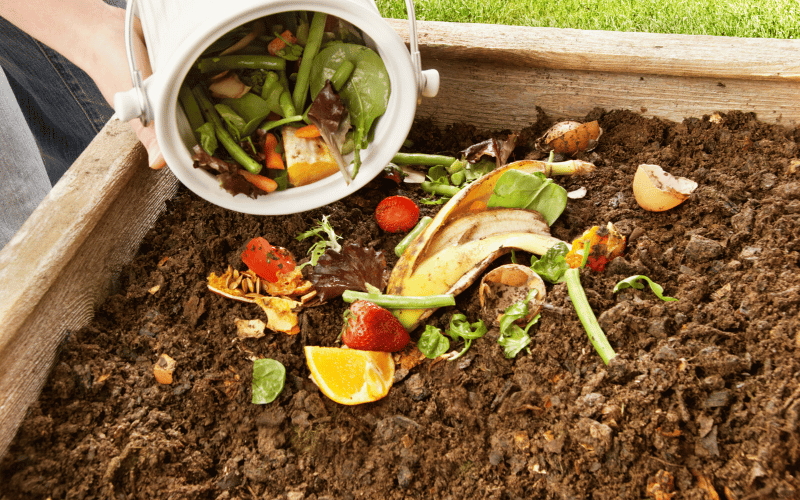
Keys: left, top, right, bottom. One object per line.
{"left": 3, "top": 109, "right": 800, "bottom": 500}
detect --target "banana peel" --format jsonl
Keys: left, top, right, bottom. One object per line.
{"left": 388, "top": 159, "right": 593, "bottom": 331}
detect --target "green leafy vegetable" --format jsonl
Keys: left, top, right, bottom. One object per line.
{"left": 497, "top": 289, "right": 540, "bottom": 358}
{"left": 445, "top": 314, "right": 487, "bottom": 360}
{"left": 530, "top": 242, "right": 570, "bottom": 283}
{"left": 309, "top": 42, "right": 390, "bottom": 176}
{"left": 252, "top": 358, "right": 286, "bottom": 404}
{"left": 296, "top": 215, "right": 342, "bottom": 269}
{"left": 487, "top": 170, "right": 568, "bottom": 226}
{"left": 196, "top": 122, "right": 217, "bottom": 156}
{"left": 613, "top": 275, "right": 678, "bottom": 302}
{"left": 418, "top": 325, "right": 450, "bottom": 359}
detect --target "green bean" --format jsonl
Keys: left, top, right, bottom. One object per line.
{"left": 392, "top": 152, "right": 458, "bottom": 167}
{"left": 330, "top": 60, "right": 355, "bottom": 92}
{"left": 178, "top": 85, "right": 204, "bottom": 140}
{"left": 192, "top": 85, "right": 263, "bottom": 174}
{"left": 341, "top": 290, "right": 455, "bottom": 309}
{"left": 292, "top": 11, "right": 327, "bottom": 112}
{"left": 197, "top": 55, "right": 286, "bottom": 74}
{"left": 395, "top": 216, "right": 432, "bottom": 257}
{"left": 279, "top": 90, "right": 296, "bottom": 118}
{"left": 421, "top": 181, "right": 461, "bottom": 198}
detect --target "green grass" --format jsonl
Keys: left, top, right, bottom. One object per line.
{"left": 375, "top": 0, "right": 799, "bottom": 38}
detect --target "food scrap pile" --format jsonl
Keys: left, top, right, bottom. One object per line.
{"left": 3, "top": 110, "right": 800, "bottom": 500}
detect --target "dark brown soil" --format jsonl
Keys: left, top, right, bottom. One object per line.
{"left": 2, "top": 109, "right": 800, "bottom": 500}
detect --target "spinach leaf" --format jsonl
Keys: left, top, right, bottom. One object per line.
{"left": 613, "top": 275, "right": 678, "bottom": 302}
{"left": 530, "top": 242, "right": 570, "bottom": 283}
{"left": 196, "top": 122, "right": 218, "bottom": 156}
{"left": 418, "top": 325, "right": 450, "bottom": 359}
{"left": 487, "top": 170, "right": 568, "bottom": 225}
{"left": 310, "top": 43, "right": 390, "bottom": 175}
{"left": 497, "top": 289, "right": 541, "bottom": 358}
{"left": 252, "top": 358, "right": 286, "bottom": 404}
{"left": 445, "top": 314, "right": 487, "bottom": 360}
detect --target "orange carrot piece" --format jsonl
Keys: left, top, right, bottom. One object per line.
{"left": 294, "top": 124, "right": 321, "bottom": 139}
{"left": 266, "top": 151, "right": 285, "bottom": 170}
{"left": 241, "top": 170, "right": 278, "bottom": 193}
{"left": 264, "top": 132, "right": 279, "bottom": 152}
{"left": 268, "top": 30, "right": 296, "bottom": 56}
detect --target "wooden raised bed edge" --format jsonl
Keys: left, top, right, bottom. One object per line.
{"left": 0, "top": 21, "right": 798, "bottom": 459}
{"left": 388, "top": 19, "right": 800, "bottom": 129}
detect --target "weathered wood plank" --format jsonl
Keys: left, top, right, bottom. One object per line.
{"left": 0, "top": 120, "right": 179, "bottom": 459}
{"left": 389, "top": 20, "right": 800, "bottom": 126}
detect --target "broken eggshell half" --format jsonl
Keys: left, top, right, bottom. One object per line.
{"left": 479, "top": 264, "right": 546, "bottom": 327}
{"left": 536, "top": 120, "right": 602, "bottom": 157}
{"left": 632, "top": 164, "right": 698, "bottom": 212}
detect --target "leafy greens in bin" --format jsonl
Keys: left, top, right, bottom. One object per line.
{"left": 183, "top": 11, "right": 391, "bottom": 198}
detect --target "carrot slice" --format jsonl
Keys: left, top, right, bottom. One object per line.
{"left": 240, "top": 170, "right": 278, "bottom": 193}
{"left": 266, "top": 151, "right": 285, "bottom": 170}
{"left": 268, "top": 30, "right": 296, "bottom": 56}
{"left": 294, "top": 123, "right": 321, "bottom": 139}
{"left": 264, "top": 132, "right": 279, "bottom": 152}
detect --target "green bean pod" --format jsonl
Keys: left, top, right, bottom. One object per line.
{"left": 395, "top": 216, "right": 433, "bottom": 257}
{"left": 292, "top": 11, "right": 327, "bottom": 112}
{"left": 197, "top": 55, "right": 286, "bottom": 74}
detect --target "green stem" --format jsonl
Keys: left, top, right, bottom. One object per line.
{"left": 178, "top": 85, "right": 204, "bottom": 140}
{"left": 192, "top": 86, "right": 263, "bottom": 174}
{"left": 392, "top": 152, "right": 458, "bottom": 167}
{"left": 421, "top": 181, "right": 461, "bottom": 198}
{"left": 342, "top": 290, "right": 455, "bottom": 309}
{"left": 395, "top": 216, "right": 432, "bottom": 257}
{"left": 259, "top": 115, "right": 304, "bottom": 133}
{"left": 197, "top": 55, "right": 286, "bottom": 73}
{"left": 330, "top": 60, "right": 355, "bottom": 92}
{"left": 564, "top": 267, "right": 616, "bottom": 364}
{"left": 545, "top": 160, "right": 596, "bottom": 176}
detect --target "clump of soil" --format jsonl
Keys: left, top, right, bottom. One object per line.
{"left": 2, "top": 109, "right": 800, "bottom": 500}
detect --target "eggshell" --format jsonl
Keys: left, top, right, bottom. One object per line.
{"left": 633, "top": 164, "right": 698, "bottom": 212}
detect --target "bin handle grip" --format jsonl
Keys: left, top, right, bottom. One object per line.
{"left": 123, "top": 0, "right": 153, "bottom": 126}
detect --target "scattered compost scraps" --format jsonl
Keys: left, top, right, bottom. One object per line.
{"left": 7, "top": 110, "right": 800, "bottom": 500}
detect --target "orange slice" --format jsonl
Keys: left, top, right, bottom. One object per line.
{"left": 304, "top": 346, "right": 395, "bottom": 405}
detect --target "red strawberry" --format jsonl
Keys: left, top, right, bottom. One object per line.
{"left": 375, "top": 195, "right": 420, "bottom": 233}
{"left": 241, "top": 237, "right": 296, "bottom": 282}
{"left": 342, "top": 300, "right": 411, "bottom": 352}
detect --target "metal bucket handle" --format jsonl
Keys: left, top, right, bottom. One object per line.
{"left": 123, "top": 0, "right": 436, "bottom": 126}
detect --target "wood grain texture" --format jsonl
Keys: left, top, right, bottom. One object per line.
{"left": 0, "top": 120, "right": 179, "bottom": 459}
{"left": 389, "top": 20, "right": 800, "bottom": 126}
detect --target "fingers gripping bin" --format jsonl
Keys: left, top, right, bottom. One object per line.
{"left": 114, "top": 0, "right": 439, "bottom": 215}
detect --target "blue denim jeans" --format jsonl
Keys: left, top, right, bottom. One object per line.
{"left": 0, "top": 0, "right": 124, "bottom": 249}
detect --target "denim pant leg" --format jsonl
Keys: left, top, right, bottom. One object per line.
{"left": 0, "top": 7, "right": 123, "bottom": 250}
{"left": 0, "top": 68, "right": 51, "bottom": 249}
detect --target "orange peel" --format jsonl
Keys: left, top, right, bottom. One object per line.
{"left": 305, "top": 346, "right": 395, "bottom": 405}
